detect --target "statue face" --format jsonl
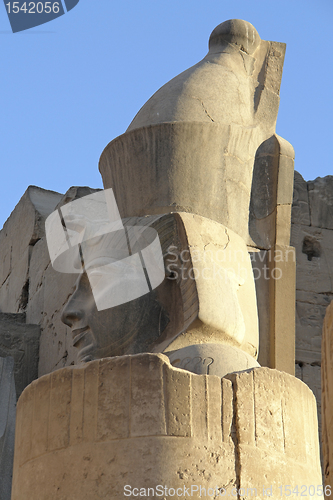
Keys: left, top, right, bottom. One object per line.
{"left": 60, "top": 210, "right": 259, "bottom": 363}
{"left": 61, "top": 271, "right": 172, "bottom": 363}
{"left": 60, "top": 213, "right": 196, "bottom": 363}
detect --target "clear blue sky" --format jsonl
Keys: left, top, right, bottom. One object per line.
{"left": 1, "top": 0, "right": 332, "bottom": 229}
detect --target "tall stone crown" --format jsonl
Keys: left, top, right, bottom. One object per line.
{"left": 99, "top": 19, "right": 294, "bottom": 250}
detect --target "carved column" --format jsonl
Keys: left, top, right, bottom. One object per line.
{"left": 12, "top": 355, "right": 322, "bottom": 499}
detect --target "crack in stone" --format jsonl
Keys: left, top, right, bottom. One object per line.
{"left": 224, "top": 375, "right": 241, "bottom": 499}
{"left": 192, "top": 96, "right": 215, "bottom": 122}
{"left": 201, "top": 101, "right": 215, "bottom": 122}
{"left": 224, "top": 228, "right": 230, "bottom": 250}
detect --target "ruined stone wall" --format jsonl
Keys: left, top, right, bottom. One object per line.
{"left": 0, "top": 186, "right": 99, "bottom": 378}
{"left": 292, "top": 171, "right": 333, "bottom": 448}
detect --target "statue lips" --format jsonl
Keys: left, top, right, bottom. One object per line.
{"left": 72, "top": 326, "right": 96, "bottom": 363}
{"left": 72, "top": 325, "right": 90, "bottom": 346}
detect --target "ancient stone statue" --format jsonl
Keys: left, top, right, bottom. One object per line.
{"left": 11, "top": 20, "right": 324, "bottom": 500}
{"left": 59, "top": 211, "right": 259, "bottom": 375}
{"left": 97, "top": 18, "right": 296, "bottom": 374}
{"left": 46, "top": 18, "right": 296, "bottom": 376}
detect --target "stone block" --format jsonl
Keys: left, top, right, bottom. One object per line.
{"left": 100, "top": 121, "right": 262, "bottom": 245}
{"left": 167, "top": 343, "right": 259, "bottom": 378}
{"left": 0, "top": 187, "right": 62, "bottom": 315}
{"left": 12, "top": 356, "right": 322, "bottom": 499}
{"left": 38, "top": 307, "right": 77, "bottom": 376}
{"left": 322, "top": 301, "right": 333, "bottom": 495}
{"left": 0, "top": 313, "right": 40, "bottom": 397}
{"left": 302, "top": 363, "right": 322, "bottom": 434}
{"left": 0, "top": 247, "right": 30, "bottom": 313}
{"left": 308, "top": 176, "right": 333, "bottom": 229}
{"left": 174, "top": 213, "right": 259, "bottom": 358}
{"left": 25, "top": 285, "right": 44, "bottom": 326}
{"left": 0, "top": 356, "right": 16, "bottom": 500}
{"left": 0, "top": 235, "right": 11, "bottom": 288}
{"left": 251, "top": 250, "right": 271, "bottom": 367}
{"left": 292, "top": 171, "right": 310, "bottom": 226}
{"left": 291, "top": 224, "right": 333, "bottom": 294}
{"left": 28, "top": 237, "right": 50, "bottom": 298}
{"left": 275, "top": 141, "right": 295, "bottom": 207}
{"left": 130, "top": 354, "right": 167, "bottom": 437}
{"left": 250, "top": 135, "right": 294, "bottom": 249}
{"left": 276, "top": 204, "right": 293, "bottom": 246}
{"left": 295, "top": 291, "right": 330, "bottom": 364}
{"left": 36, "top": 259, "right": 77, "bottom": 376}
{"left": 0, "top": 186, "right": 62, "bottom": 273}
{"left": 96, "top": 357, "right": 130, "bottom": 442}
{"left": 225, "top": 367, "right": 322, "bottom": 490}
{"left": 268, "top": 245, "right": 296, "bottom": 375}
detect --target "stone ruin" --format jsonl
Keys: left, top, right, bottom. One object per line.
{"left": 0, "top": 18, "right": 328, "bottom": 499}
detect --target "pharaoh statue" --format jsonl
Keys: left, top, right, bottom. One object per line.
{"left": 50, "top": 19, "right": 295, "bottom": 376}
{"left": 11, "top": 20, "right": 323, "bottom": 500}
{"left": 57, "top": 210, "right": 260, "bottom": 376}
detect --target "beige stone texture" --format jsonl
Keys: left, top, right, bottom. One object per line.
{"left": 36, "top": 261, "right": 78, "bottom": 375}
{"left": 322, "top": 301, "right": 333, "bottom": 495}
{"left": 0, "top": 186, "right": 78, "bottom": 376}
{"left": 299, "top": 362, "right": 322, "bottom": 449}
{"left": 291, "top": 225, "right": 333, "bottom": 296}
{"left": 0, "top": 356, "right": 16, "bottom": 500}
{"left": 292, "top": 171, "right": 333, "bottom": 478}
{"left": 0, "top": 185, "right": 104, "bottom": 377}
{"left": 100, "top": 123, "right": 266, "bottom": 244}
{"left": 171, "top": 213, "right": 259, "bottom": 358}
{"left": 0, "top": 247, "right": 30, "bottom": 313}
{"left": 292, "top": 173, "right": 333, "bottom": 367}
{"left": 249, "top": 135, "right": 295, "bottom": 249}
{"left": 268, "top": 245, "right": 296, "bottom": 375}
{"left": 295, "top": 290, "right": 329, "bottom": 365}
{"left": 251, "top": 250, "right": 271, "bottom": 367}
{"left": 249, "top": 246, "right": 296, "bottom": 376}
{"left": 0, "top": 187, "right": 62, "bottom": 312}
{"left": 0, "top": 313, "right": 40, "bottom": 397}
{"left": 226, "top": 367, "right": 322, "bottom": 492}
{"left": 292, "top": 171, "right": 311, "bottom": 226}
{"left": 12, "top": 355, "right": 322, "bottom": 499}
{"left": 167, "top": 343, "right": 260, "bottom": 377}
{"left": 99, "top": 21, "right": 294, "bottom": 249}
{"left": 127, "top": 20, "right": 275, "bottom": 132}
{"left": 32, "top": 187, "right": 101, "bottom": 375}
{"left": 308, "top": 176, "right": 333, "bottom": 230}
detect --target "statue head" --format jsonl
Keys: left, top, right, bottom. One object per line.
{"left": 56, "top": 210, "right": 258, "bottom": 363}
{"left": 60, "top": 213, "right": 199, "bottom": 362}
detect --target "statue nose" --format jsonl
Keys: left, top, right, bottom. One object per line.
{"left": 61, "top": 302, "right": 84, "bottom": 327}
